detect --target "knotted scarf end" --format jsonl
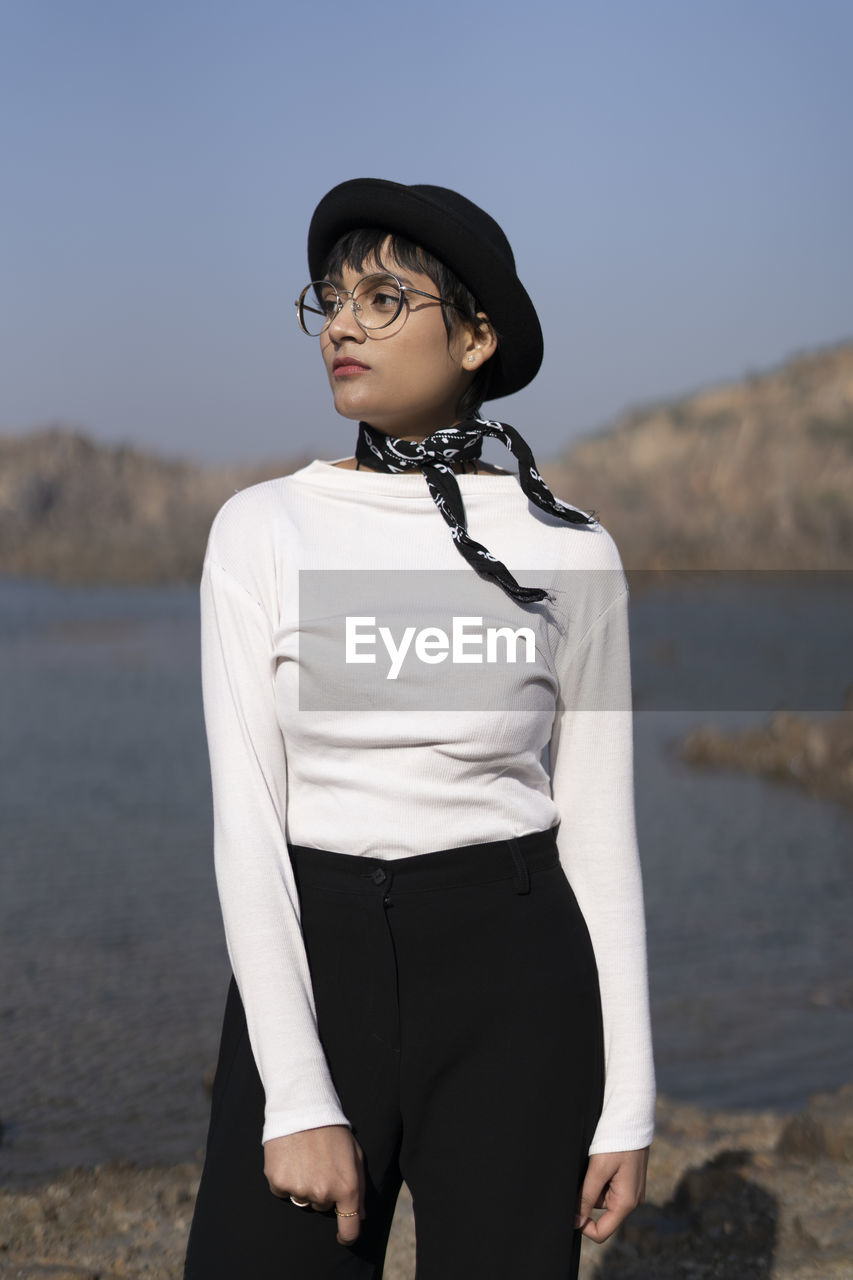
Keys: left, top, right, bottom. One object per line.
{"left": 354, "top": 419, "right": 595, "bottom": 605}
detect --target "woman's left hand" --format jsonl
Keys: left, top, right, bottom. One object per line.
{"left": 574, "top": 1146, "right": 649, "bottom": 1243}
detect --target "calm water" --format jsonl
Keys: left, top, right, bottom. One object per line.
{"left": 1, "top": 575, "right": 851, "bottom": 1185}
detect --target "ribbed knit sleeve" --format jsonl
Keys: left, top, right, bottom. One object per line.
{"left": 548, "top": 580, "right": 656, "bottom": 1155}
{"left": 200, "top": 503, "right": 351, "bottom": 1146}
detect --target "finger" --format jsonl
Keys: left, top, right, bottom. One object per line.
{"left": 335, "top": 1195, "right": 362, "bottom": 1245}
{"left": 579, "top": 1204, "right": 631, "bottom": 1244}
{"left": 575, "top": 1170, "right": 609, "bottom": 1230}
{"left": 310, "top": 1199, "right": 334, "bottom": 1213}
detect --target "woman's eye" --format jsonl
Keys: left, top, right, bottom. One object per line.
{"left": 317, "top": 291, "right": 338, "bottom": 316}
{"left": 371, "top": 290, "right": 401, "bottom": 310}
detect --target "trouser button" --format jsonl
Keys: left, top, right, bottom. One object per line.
{"left": 371, "top": 867, "right": 387, "bottom": 885}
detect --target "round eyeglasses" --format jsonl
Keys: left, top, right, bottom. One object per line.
{"left": 295, "top": 271, "right": 459, "bottom": 337}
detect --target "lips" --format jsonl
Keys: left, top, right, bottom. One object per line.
{"left": 333, "top": 357, "right": 370, "bottom": 376}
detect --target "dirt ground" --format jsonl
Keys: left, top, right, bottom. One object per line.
{"left": 1, "top": 1084, "right": 852, "bottom": 1279}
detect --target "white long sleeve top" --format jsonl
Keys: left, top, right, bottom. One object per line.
{"left": 200, "top": 456, "right": 656, "bottom": 1156}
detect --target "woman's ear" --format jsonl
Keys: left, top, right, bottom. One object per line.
{"left": 460, "top": 312, "right": 498, "bottom": 372}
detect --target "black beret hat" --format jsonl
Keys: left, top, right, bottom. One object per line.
{"left": 307, "top": 178, "right": 544, "bottom": 399}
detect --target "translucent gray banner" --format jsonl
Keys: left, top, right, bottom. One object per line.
{"left": 626, "top": 570, "right": 852, "bottom": 712}
{"left": 296, "top": 569, "right": 578, "bottom": 713}
{"left": 295, "top": 570, "right": 852, "bottom": 713}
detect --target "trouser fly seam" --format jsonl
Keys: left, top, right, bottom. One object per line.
{"left": 508, "top": 837, "right": 531, "bottom": 894}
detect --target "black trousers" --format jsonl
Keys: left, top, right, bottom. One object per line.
{"left": 183, "top": 825, "right": 605, "bottom": 1279}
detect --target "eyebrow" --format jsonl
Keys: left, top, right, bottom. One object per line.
{"left": 330, "top": 268, "right": 419, "bottom": 289}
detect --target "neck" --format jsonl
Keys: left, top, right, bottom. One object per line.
{"left": 351, "top": 418, "right": 487, "bottom": 475}
{"left": 359, "top": 417, "right": 465, "bottom": 445}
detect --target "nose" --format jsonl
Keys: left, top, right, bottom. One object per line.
{"left": 326, "top": 291, "right": 366, "bottom": 345}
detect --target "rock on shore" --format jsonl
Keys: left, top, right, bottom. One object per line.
{"left": 681, "top": 704, "right": 853, "bottom": 812}
{"left": 1, "top": 1084, "right": 851, "bottom": 1279}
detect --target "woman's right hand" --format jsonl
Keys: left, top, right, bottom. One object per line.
{"left": 263, "top": 1125, "right": 366, "bottom": 1244}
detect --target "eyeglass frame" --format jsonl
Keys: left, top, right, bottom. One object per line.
{"left": 294, "top": 271, "right": 463, "bottom": 336}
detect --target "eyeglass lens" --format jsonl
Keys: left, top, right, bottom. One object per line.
{"left": 297, "top": 274, "right": 405, "bottom": 336}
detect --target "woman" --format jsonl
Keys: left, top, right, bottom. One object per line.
{"left": 183, "top": 179, "right": 655, "bottom": 1280}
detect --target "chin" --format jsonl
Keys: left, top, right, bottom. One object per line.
{"left": 331, "top": 385, "right": 384, "bottom": 422}
{"left": 331, "top": 392, "right": 367, "bottom": 422}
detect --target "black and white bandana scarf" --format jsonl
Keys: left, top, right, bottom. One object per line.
{"left": 354, "top": 417, "right": 599, "bottom": 605}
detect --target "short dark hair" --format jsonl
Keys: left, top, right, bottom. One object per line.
{"left": 320, "top": 228, "right": 496, "bottom": 419}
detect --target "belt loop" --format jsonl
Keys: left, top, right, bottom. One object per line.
{"left": 508, "top": 837, "right": 530, "bottom": 895}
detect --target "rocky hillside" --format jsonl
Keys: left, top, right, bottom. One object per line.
{"left": 540, "top": 339, "right": 853, "bottom": 569}
{"left": 2, "top": 339, "right": 852, "bottom": 583}
{"left": 0, "top": 428, "right": 309, "bottom": 584}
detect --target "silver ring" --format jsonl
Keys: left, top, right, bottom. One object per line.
{"left": 289, "top": 1195, "right": 311, "bottom": 1208}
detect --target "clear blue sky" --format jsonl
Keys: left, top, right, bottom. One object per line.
{"left": 2, "top": 0, "right": 851, "bottom": 465}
